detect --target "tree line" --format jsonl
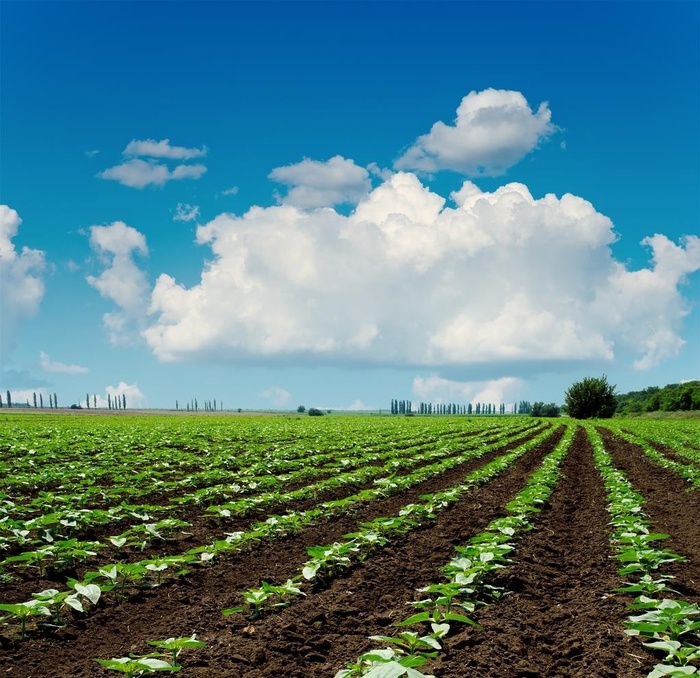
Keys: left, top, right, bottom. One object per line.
{"left": 175, "top": 399, "right": 222, "bottom": 412}
{"left": 0, "top": 391, "right": 128, "bottom": 410}
{"left": 1, "top": 390, "right": 59, "bottom": 408}
{"left": 615, "top": 380, "right": 700, "bottom": 414}
{"left": 390, "top": 399, "right": 509, "bottom": 415}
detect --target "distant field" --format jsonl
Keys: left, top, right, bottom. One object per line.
{"left": 1, "top": 413, "right": 699, "bottom": 677}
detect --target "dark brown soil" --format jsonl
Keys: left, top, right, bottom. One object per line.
{"left": 3, "top": 425, "right": 694, "bottom": 678}
{"left": 434, "top": 427, "right": 645, "bottom": 677}
{"left": 1, "top": 427, "right": 558, "bottom": 676}
{"left": 0, "top": 427, "right": 543, "bottom": 605}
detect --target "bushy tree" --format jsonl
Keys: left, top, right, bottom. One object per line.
{"left": 565, "top": 376, "right": 617, "bottom": 419}
{"left": 531, "top": 402, "right": 560, "bottom": 417}
{"left": 297, "top": 405, "right": 306, "bottom": 413}
{"left": 308, "top": 407, "right": 324, "bottom": 416}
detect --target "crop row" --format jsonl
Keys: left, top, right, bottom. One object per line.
{"left": 331, "top": 422, "right": 576, "bottom": 676}
{"left": 222, "top": 424, "right": 564, "bottom": 619}
{"left": 0, "top": 423, "right": 554, "bottom": 635}
{"left": 0, "top": 422, "right": 542, "bottom": 574}
{"left": 587, "top": 424, "right": 700, "bottom": 678}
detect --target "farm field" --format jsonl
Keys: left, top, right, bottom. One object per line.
{"left": 1, "top": 413, "right": 700, "bottom": 677}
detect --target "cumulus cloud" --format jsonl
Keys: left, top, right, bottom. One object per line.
{"left": 124, "top": 138, "right": 207, "bottom": 160}
{"left": 220, "top": 186, "right": 239, "bottom": 196}
{"left": 86, "top": 221, "right": 150, "bottom": 345}
{"left": 0, "top": 205, "right": 45, "bottom": 359}
{"left": 269, "top": 155, "right": 371, "bottom": 208}
{"left": 258, "top": 386, "right": 291, "bottom": 407}
{"left": 82, "top": 381, "right": 147, "bottom": 409}
{"left": 142, "top": 173, "right": 700, "bottom": 373}
{"left": 174, "top": 203, "right": 200, "bottom": 222}
{"left": 98, "top": 158, "right": 207, "bottom": 189}
{"left": 395, "top": 89, "right": 556, "bottom": 175}
{"left": 39, "top": 351, "right": 89, "bottom": 374}
{"left": 413, "top": 375, "right": 522, "bottom": 405}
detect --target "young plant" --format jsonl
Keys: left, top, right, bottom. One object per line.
{"left": 95, "top": 656, "right": 180, "bottom": 676}
{"left": 146, "top": 634, "right": 207, "bottom": 668}
{"left": 0, "top": 600, "right": 51, "bottom": 639}
{"left": 334, "top": 648, "right": 435, "bottom": 678}
{"left": 625, "top": 599, "right": 700, "bottom": 642}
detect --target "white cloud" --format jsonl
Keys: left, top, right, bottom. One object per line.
{"left": 395, "top": 89, "right": 556, "bottom": 175}
{"left": 124, "top": 138, "right": 207, "bottom": 160}
{"left": 0, "top": 205, "right": 45, "bottom": 359}
{"left": 174, "top": 203, "right": 200, "bottom": 222}
{"left": 142, "top": 173, "right": 700, "bottom": 373}
{"left": 220, "top": 186, "right": 239, "bottom": 196}
{"left": 86, "top": 221, "right": 150, "bottom": 345}
{"left": 83, "top": 382, "right": 147, "bottom": 409}
{"left": 345, "top": 399, "right": 373, "bottom": 411}
{"left": 84, "top": 149, "right": 100, "bottom": 158}
{"left": 413, "top": 375, "right": 522, "bottom": 405}
{"left": 39, "top": 351, "right": 89, "bottom": 374}
{"left": 258, "top": 386, "right": 291, "bottom": 407}
{"left": 269, "top": 155, "right": 370, "bottom": 208}
{"left": 98, "top": 158, "right": 207, "bottom": 189}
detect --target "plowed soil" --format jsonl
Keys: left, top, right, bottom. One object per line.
{"left": 2, "top": 424, "right": 696, "bottom": 678}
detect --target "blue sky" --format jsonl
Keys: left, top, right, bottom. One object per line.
{"left": 1, "top": 0, "right": 698, "bottom": 411}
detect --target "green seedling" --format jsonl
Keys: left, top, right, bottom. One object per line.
{"left": 95, "top": 656, "right": 180, "bottom": 676}
{"left": 615, "top": 574, "right": 678, "bottom": 597}
{"left": 647, "top": 665, "right": 698, "bottom": 678}
{"left": 368, "top": 631, "right": 440, "bottom": 658}
{"left": 222, "top": 579, "right": 304, "bottom": 619}
{"left": 643, "top": 640, "right": 700, "bottom": 667}
{"left": 0, "top": 600, "right": 51, "bottom": 639}
{"left": 626, "top": 599, "right": 700, "bottom": 642}
{"left": 334, "top": 648, "right": 435, "bottom": 678}
{"left": 617, "top": 545, "right": 685, "bottom": 576}
{"left": 4, "top": 545, "right": 55, "bottom": 576}
{"left": 146, "top": 634, "right": 207, "bottom": 668}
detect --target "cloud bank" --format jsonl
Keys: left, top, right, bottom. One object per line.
{"left": 82, "top": 381, "right": 147, "bottom": 409}
{"left": 0, "top": 205, "right": 45, "bottom": 359}
{"left": 395, "top": 89, "right": 556, "bottom": 175}
{"left": 413, "top": 375, "right": 522, "bottom": 406}
{"left": 39, "top": 351, "right": 89, "bottom": 374}
{"left": 269, "top": 156, "right": 371, "bottom": 208}
{"left": 137, "top": 174, "right": 700, "bottom": 372}
{"left": 86, "top": 221, "right": 150, "bottom": 345}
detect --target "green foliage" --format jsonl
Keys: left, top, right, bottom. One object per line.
{"left": 308, "top": 408, "right": 324, "bottom": 416}
{"left": 297, "top": 405, "right": 306, "bottom": 413}
{"left": 530, "top": 402, "right": 560, "bottom": 417}
{"left": 565, "top": 375, "right": 617, "bottom": 419}
{"left": 616, "top": 381, "right": 700, "bottom": 415}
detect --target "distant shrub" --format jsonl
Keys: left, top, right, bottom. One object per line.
{"left": 308, "top": 408, "right": 324, "bottom": 416}
{"left": 565, "top": 376, "right": 616, "bottom": 419}
{"left": 531, "top": 402, "right": 560, "bottom": 417}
